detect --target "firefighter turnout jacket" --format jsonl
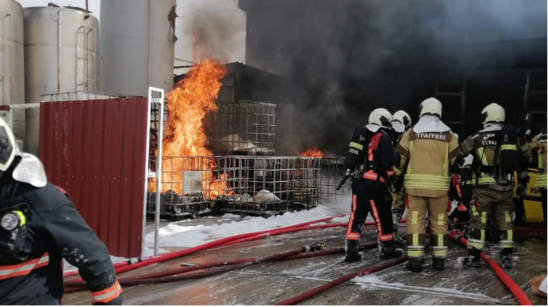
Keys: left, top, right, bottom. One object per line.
{"left": 0, "top": 156, "right": 122, "bottom": 304}
{"left": 395, "top": 127, "right": 460, "bottom": 197}
{"left": 521, "top": 132, "right": 547, "bottom": 189}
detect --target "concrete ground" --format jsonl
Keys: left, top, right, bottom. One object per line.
{"left": 63, "top": 219, "right": 547, "bottom": 305}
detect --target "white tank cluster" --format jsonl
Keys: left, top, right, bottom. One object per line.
{"left": 0, "top": 0, "right": 176, "bottom": 155}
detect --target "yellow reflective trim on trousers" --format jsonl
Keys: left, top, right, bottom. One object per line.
{"left": 481, "top": 230, "right": 485, "bottom": 242}
{"left": 501, "top": 144, "right": 517, "bottom": 150}
{"left": 507, "top": 230, "right": 513, "bottom": 242}
{"left": 433, "top": 249, "right": 447, "bottom": 257}
{"left": 471, "top": 204, "right": 479, "bottom": 216}
{"left": 437, "top": 234, "right": 443, "bottom": 247}
{"left": 408, "top": 250, "right": 425, "bottom": 258}
{"left": 412, "top": 233, "right": 418, "bottom": 246}
{"left": 477, "top": 148, "right": 488, "bottom": 166}
{"left": 505, "top": 211, "right": 511, "bottom": 222}
{"left": 481, "top": 212, "right": 487, "bottom": 224}
{"left": 412, "top": 211, "right": 418, "bottom": 225}
{"left": 477, "top": 176, "right": 497, "bottom": 184}
{"left": 437, "top": 214, "right": 444, "bottom": 226}
{"left": 443, "top": 143, "right": 449, "bottom": 177}
{"left": 407, "top": 141, "right": 414, "bottom": 174}
{"left": 500, "top": 243, "right": 514, "bottom": 248}
{"left": 349, "top": 142, "right": 363, "bottom": 150}
{"left": 469, "top": 241, "right": 484, "bottom": 250}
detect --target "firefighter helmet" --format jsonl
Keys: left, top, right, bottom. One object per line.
{"left": 392, "top": 110, "right": 412, "bottom": 128}
{"left": 0, "top": 116, "right": 16, "bottom": 172}
{"left": 481, "top": 103, "right": 505, "bottom": 125}
{"left": 419, "top": 97, "right": 442, "bottom": 118}
{"left": 368, "top": 108, "right": 392, "bottom": 129}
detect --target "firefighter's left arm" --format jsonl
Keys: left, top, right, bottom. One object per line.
{"left": 448, "top": 133, "right": 463, "bottom": 170}
{"left": 40, "top": 191, "right": 122, "bottom": 305}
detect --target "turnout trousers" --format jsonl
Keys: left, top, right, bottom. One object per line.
{"left": 406, "top": 195, "right": 448, "bottom": 260}
{"left": 347, "top": 179, "right": 394, "bottom": 243}
{"left": 467, "top": 186, "right": 514, "bottom": 251}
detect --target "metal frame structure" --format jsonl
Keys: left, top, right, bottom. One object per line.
{"left": 142, "top": 87, "right": 164, "bottom": 256}
{"left": 208, "top": 101, "right": 276, "bottom": 155}
{"left": 318, "top": 157, "right": 352, "bottom": 201}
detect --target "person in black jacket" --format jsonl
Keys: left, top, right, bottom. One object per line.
{"left": 0, "top": 117, "right": 122, "bottom": 305}
{"left": 344, "top": 108, "right": 405, "bottom": 262}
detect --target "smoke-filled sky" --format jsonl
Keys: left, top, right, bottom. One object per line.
{"left": 239, "top": 0, "right": 547, "bottom": 154}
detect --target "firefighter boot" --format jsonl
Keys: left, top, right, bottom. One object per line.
{"left": 432, "top": 257, "right": 446, "bottom": 271}
{"left": 500, "top": 248, "right": 513, "bottom": 269}
{"left": 379, "top": 240, "right": 404, "bottom": 260}
{"left": 406, "top": 259, "right": 423, "bottom": 273}
{"left": 462, "top": 247, "right": 482, "bottom": 268}
{"left": 345, "top": 239, "right": 362, "bottom": 263}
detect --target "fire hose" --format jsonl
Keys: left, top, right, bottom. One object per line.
{"left": 448, "top": 230, "right": 532, "bottom": 305}
{"left": 64, "top": 242, "right": 379, "bottom": 293}
{"left": 274, "top": 242, "right": 432, "bottom": 305}
{"left": 63, "top": 214, "right": 350, "bottom": 278}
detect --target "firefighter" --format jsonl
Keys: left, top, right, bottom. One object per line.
{"left": 344, "top": 108, "right": 404, "bottom": 262}
{"left": 460, "top": 103, "right": 528, "bottom": 269}
{"left": 518, "top": 125, "right": 547, "bottom": 223}
{"left": 0, "top": 118, "right": 122, "bottom": 304}
{"left": 390, "top": 110, "right": 412, "bottom": 247}
{"left": 394, "top": 98, "right": 461, "bottom": 272}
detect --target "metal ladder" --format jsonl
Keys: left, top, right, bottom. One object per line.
{"left": 75, "top": 26, "right": 96, "bottom": 92}
{"left": 0, "top": 12, "right": 12, "bottom": 106}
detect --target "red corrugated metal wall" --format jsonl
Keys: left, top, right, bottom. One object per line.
{"left": 39, "top": 98, "right": 148, "bottom": 258}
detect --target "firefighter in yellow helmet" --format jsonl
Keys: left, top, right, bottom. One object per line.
{"left": 389, "top": 110, "right": 412, "bottom": 247}
{"left": 460, "top": 103, "right": 528, "bottom": 269}
{"left": 394, "top": 98, "right": 461, "bottom": 272}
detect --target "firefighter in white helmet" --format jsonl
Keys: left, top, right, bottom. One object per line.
{"left": 342, "top": 108, "right": 404, "bottom": 262}
{"left": 394, "top": 98, "right": 461, "bottom": 272}
{"left": 460, "top": 103, "right": 528, "bottom": 269}
{"left": 389, "top": 110, "right": 412, "bottom": 248}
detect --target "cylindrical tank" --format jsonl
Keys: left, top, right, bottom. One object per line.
{"left": 0, "top": 0, "right": 25, "bottom": 143}
{"left": 100, "top": 0, "right": 176, "bottom": 97}
{"left": 24, "top": 6, "right": 99, "bottom": 155}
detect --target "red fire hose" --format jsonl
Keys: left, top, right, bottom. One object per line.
{"left": 64, "top": 242, "right": 379, "bottom": 293}
{"left": 448, "top": 231, "right": 532, "bottom": 305}
{"left": 65, "top": 214, "right": 349, "bottom": 279}
{"left": 275, "top": 256, "right": 410, "bottom": 305}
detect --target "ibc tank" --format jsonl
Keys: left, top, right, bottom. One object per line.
{"left": 100, "top": 0, "right": 176, "bottom": 97}
{"left": 24, "top": 6, "right": 99, "bottom": 155}
{"left": 0, "top": 0, "right": 25, "bottom": 143}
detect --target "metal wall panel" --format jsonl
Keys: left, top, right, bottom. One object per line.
{"left": 38, "top": 97, "right": 148, "bottom": 258}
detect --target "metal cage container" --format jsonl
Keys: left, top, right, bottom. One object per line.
{"left": 208, "top": 101, "right": 276, "bottom": 155}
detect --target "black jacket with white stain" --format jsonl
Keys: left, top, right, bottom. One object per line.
{"left": 0, "top": 154, "right": 122, "bottom": 305}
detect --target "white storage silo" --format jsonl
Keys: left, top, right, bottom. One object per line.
{"left": 100, "top": 0, "right": 176, "bottom": 96}
{"left": 24, "top": 6, "right": 99, "bottom": 154}
{"left": 0, "top": 0, "right": 25, "bottom": 144}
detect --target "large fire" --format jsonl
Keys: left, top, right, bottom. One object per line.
{"left": 300, "top": 147, "right": 323, "bottom": 158}
{"left": 149, "top": 57, "right": 230, "bottom": 199}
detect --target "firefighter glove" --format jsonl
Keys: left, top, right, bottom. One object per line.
{"left": 93, "top": 294, "right": 122, "bottom": 305}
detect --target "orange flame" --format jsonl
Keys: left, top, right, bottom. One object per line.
{"left": 300, "top": 147, "right": 323, "bottom": 158}
{"left": 149, "top": 57, "right": 231, "bottom": 198}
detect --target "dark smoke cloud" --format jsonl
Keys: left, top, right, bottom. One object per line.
{"left": 240, "top": 0, "right": 546, "bottom": 155}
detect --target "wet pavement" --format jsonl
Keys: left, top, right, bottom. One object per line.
{"left": 63, "top": 219, "right": 547, "bottom": 305}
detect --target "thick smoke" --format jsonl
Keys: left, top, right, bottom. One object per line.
{"left": 175, "top": 0, "right": 245, "bottom": 66}
{"left": 240, "top": 0, "right": 546, "bottom": 155}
